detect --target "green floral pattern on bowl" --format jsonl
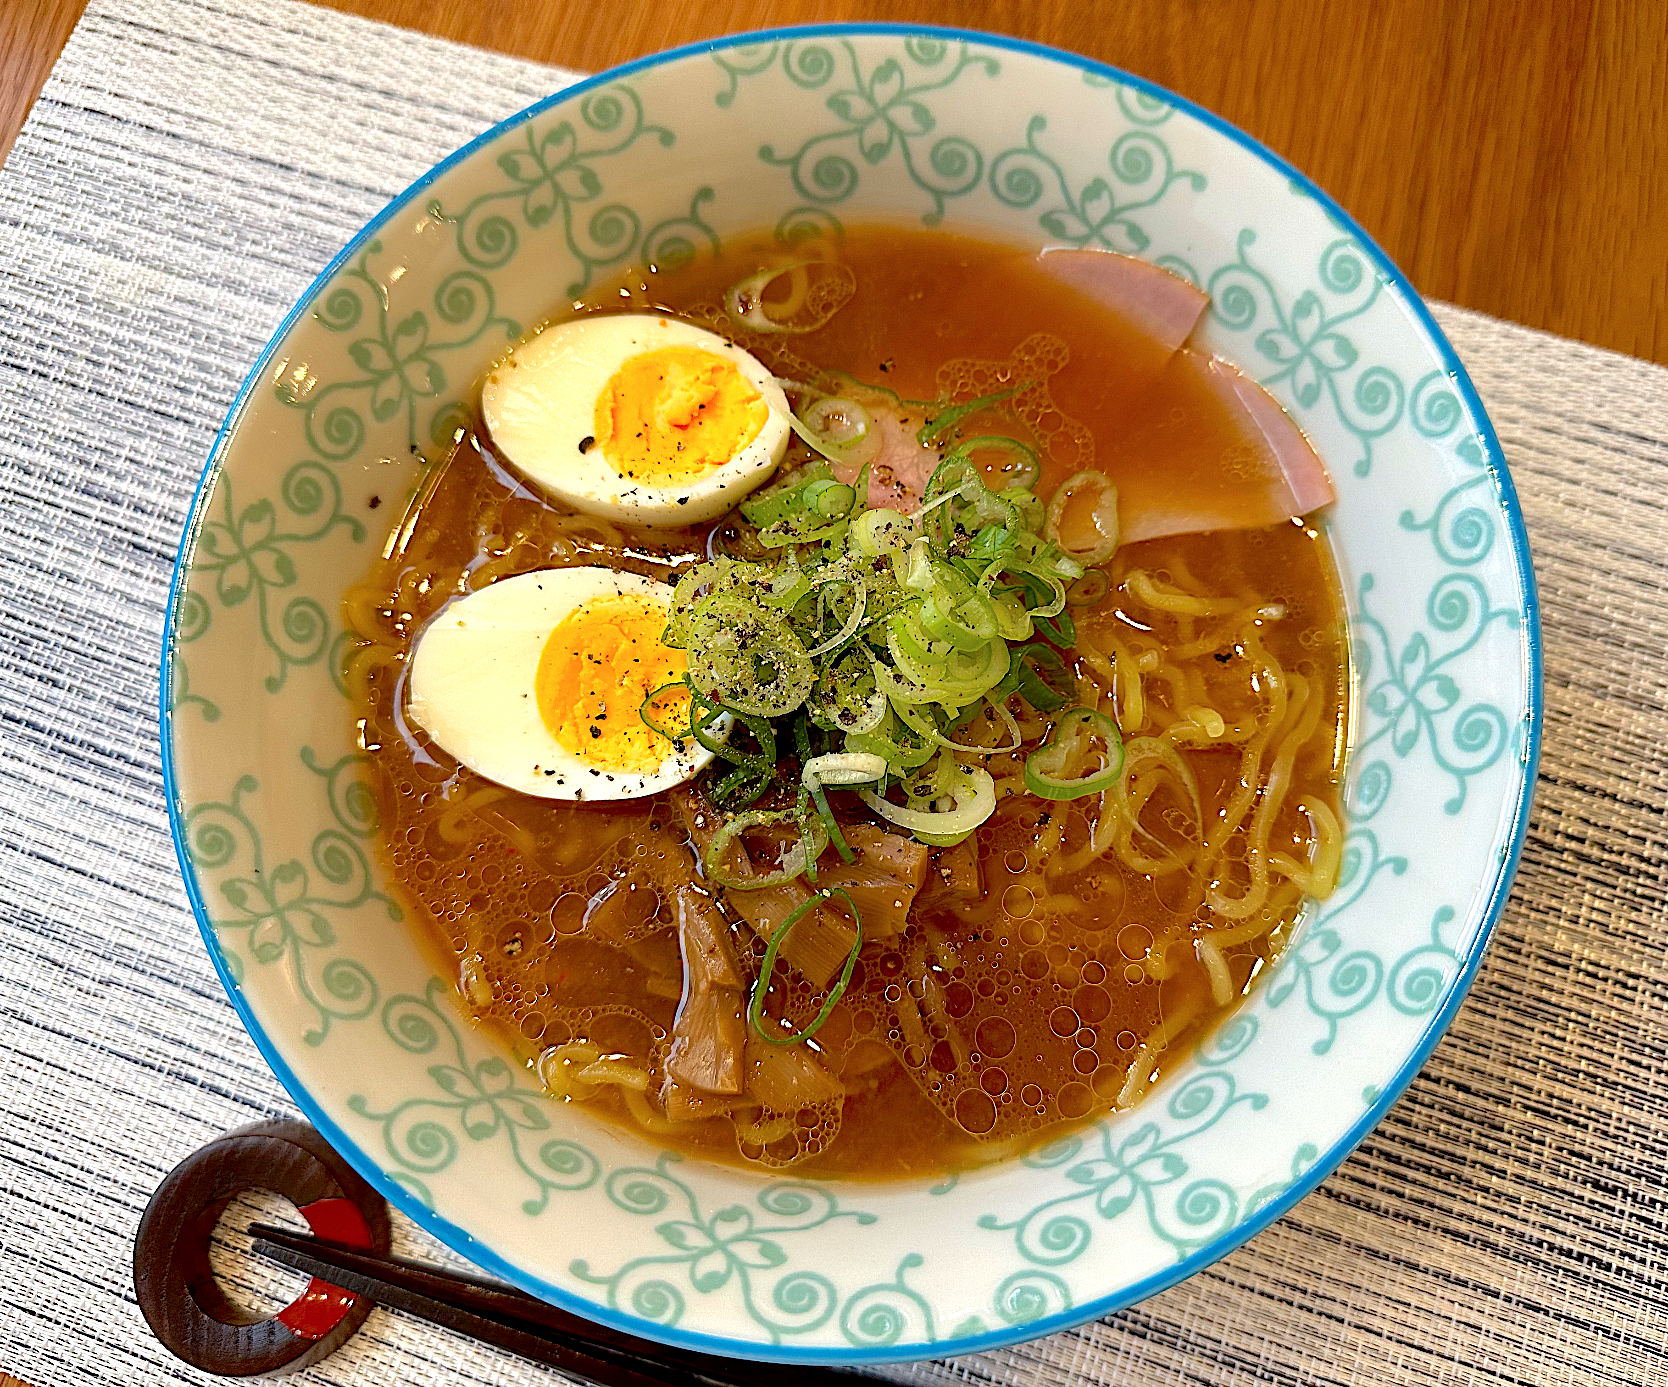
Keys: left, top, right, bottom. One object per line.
{"left": 161, "top": 25, "right": 1539, "bottom": 1364}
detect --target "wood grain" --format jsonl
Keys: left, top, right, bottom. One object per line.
{"left": 0, "top": 0, "right": 84, "bottom": 168}
{"left": 1, "top": 0, "right": 1664, "bottom": 365}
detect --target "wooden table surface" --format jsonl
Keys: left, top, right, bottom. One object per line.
{"left": 4, "top": 0, "right": 1665, "bottom": 366}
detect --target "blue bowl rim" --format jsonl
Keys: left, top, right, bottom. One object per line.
{"left": 158, "top": 20, "right": 1544, "bottom": 1366}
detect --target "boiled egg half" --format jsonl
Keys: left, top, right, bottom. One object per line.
{"left": 407, "top": 567, "right": 714, "bottom": 800}
{"left": 481, "top": 314, "right": 791, "bottom": 524}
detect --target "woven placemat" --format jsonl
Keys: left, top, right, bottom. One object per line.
{"left": 1, "top": 2, "right": 1664, "bottom": 1384}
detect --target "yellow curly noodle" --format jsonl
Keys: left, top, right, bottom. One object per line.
{"left": 937, "top": 506, "right": 1351, "bottom": 1140}
{"left": 343, "top": 224, "right": 1350, "bottom": 1181}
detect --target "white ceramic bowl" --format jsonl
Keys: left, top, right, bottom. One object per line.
{"left": 161, "top": 24, "right": 1540, "bottom": 1364}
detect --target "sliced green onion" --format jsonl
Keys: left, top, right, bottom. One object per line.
{"left": 748, "top": 887, "right": 863, "bottom": 1046}
{"left": 667, "top": 357, "right": 1128, "bottom": 871}
{"left": 1033, "top": 607, "right": 1077, "bottom": 649}
{"left": 801, "top": 578, "right": 866, "bottom": 658}
{"left": 996, "top": 642, "right": 1074, "bottom": 714}
{"left": 637, "top": 680, "right": 694, "bottom": 741}
{"left": 898, "top": 694, "right": 1022, "bottom": 755}
{"left": 687, "top": 693, "right": 773, "bottom": 809}
{"left": 786, "top": 394, "right": 880, "bottom": 471}
{"left": 916, "top": 385, "right": 1021, "bottom": 446}
{"left": 762, "top": 567, "right": 812, "bottom": 609}
{"left": 741, "top": 463, "right": 834, "bottom": 529}
{"left": 801, "top": 750, "right": 888, "bottom": 791}
{"left": 1066, "top": 569, "right": 1111, "bottom": 607}
{"left": 940, "top": 637, "right": 1012, "bottom": 699}
{"left": 804, "top": 477, "right": 857, "bottom": 518}
{"left": 1023, "top": 707, "right": 1125, "bottom": 800}
{"left": 802, "top": 399, "right": 871, "bottom": 453}
{"left": 685, "top": 597, "right": 814, "bottom": 717}
{"left": 1046, "top": 470, "right": 1121, "bottom": 567}
{"left": 848, "top": 508, "right": 917, "bottom": 558}
{"left": 989, "top": 588, "right": 1033, "bottom": 641}
{"left": 858, "top": 765, "right": 997, "bottom": 847}
{"left": 794, "top": 716, "right": 854, "bottom": 863}
{"left": 1010, "top": 569, "right": 1071, "bottom": 621}
{"left": 807, "top": 645, "right": 886, "bottom": 734}
{"left": 705, "top": 807, "right": 828, "bottom": 890}
{"left": 921, "top": 587, "right": 1000, "bottom": 651}
{"left": 967, "top": 525, "right": 1015, "bottom": 562}
{"left": 725, "top": 260, "right": 855, "bottom": 335}
{"left": 728, "top": 261, "right": 808, "bottom": 329}
{"left": 845, "top": 707, "right": 937, "bottom": 770}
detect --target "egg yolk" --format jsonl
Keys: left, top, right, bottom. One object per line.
{"left": 595, "top": 345, "right": 768, "bottom": 486}
{"left": 534, "top": 593, "right": 691, "bottom": 774}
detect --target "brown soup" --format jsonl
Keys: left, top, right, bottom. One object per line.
{"left": 344, "top": 226, "right": 1350, "bottom": 1180}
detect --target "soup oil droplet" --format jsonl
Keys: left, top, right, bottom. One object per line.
{"left": 1002, "top": 884, "right": 1036, "bottom": 919}
{"left": 954, "top": 1089, "right": 998, "bottom": 1135}
{"left": 1117, "top": 922, "right": 1153, "bottom": 961}
{"left": 975, "top": 1016, "right": 1016, "bottom": 1059}
{"left": 1074, "top": 985, "right": 1112, "bottom": 1025}
{"left": 1057, "top": 1083, "right": 1093, "bottom": 1120}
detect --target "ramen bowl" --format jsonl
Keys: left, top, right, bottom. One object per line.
{"left": 161, "top": 24, "right": 1539, "bottom": 1364}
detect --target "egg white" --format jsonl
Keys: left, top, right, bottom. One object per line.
{"left": 406, "top": 567, "right": 715, "bottom": 801}
{"left": 481, "top": 314, "right": 791, "bottom": 525}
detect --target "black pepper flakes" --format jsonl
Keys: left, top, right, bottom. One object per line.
{"left": 578, "top": 435, "right": 596, "bottom": 454}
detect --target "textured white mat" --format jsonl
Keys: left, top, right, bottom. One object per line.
{"left": 1, "top": 2, "right": 1664, "bottom": 1384}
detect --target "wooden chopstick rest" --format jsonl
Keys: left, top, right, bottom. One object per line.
{"left": 133, "top": 1119, "right": 390, "bottom": 1376}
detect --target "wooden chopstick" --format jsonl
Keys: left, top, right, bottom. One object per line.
{"left": 247, "top": 1223, "right": 860, "bottom": 1387}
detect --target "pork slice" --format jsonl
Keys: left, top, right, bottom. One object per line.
{"left": 1215, "top": 356, "right": 1336, "bottom": 516}
{"left": 1110, "top": 349, "right": 1335, "bottom": 545}
{"left": 828, "top": 402, "right": 943, "bottom": 513}
{"left": 1036, "top": 247, "right": 1209, "bottom": 366}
